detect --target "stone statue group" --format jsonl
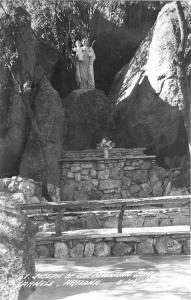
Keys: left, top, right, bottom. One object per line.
{"left": 72, "top": 37, "right": 96, "bottom": 89}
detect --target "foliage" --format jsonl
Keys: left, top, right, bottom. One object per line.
{"left": 97, "top": 137, "right": 115, "bottom": 150}
{"left": 0, "top": 0, "right": 164, "bottom": 71}
{"left": 1, "top": 0, "right": 99, "bottom": 70}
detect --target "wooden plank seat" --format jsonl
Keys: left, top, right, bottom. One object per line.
{"left": 35, "top": 225, "right": 190, "bottom": 243}
{"left": 19, "top": 195, "right": 191, "bottom": 236}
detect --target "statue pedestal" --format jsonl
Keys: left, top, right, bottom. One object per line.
{"left": 103, "top": 148, "right": 109, "bottom": 159}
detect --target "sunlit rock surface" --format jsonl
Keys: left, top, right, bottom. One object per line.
{"left": 110, "top": 2, "right": 191, "bottom": 168}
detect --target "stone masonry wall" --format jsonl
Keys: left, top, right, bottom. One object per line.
{"left": 36, "top": 234, "right": 190, "bottom": 258}
{"left": 60, "top": 149, "right": 169, "bottom": 201}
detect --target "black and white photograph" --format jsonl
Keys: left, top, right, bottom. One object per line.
{"left": 0, "top": 0, "right": 190, "bottom": 299}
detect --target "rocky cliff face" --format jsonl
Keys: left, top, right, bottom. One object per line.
{"left": 0, "top": 8, "right": 35, "bottom": 177}
{"left": 19, "top": 76, "right": 65, "bottom": 186}
{"left": 0, "top": 7, "right": 65, "bottom": 186}
{"left": 110, "top": 2, "right": 191, "bottom": 169}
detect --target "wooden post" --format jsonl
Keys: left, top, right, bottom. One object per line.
{"left": 55, "top": 209, "right": 65, "bottom": 236}
{"left": 190, "top": 197, "right": 191, "bottom": 229}
{"left": 118, "top": 205, "right": 125, "bottom": 233}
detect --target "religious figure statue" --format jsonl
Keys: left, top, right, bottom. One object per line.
{"left": 73, "top": 38, "right": 96, "bottom": 89}
{"left": 72, "top": 40, "right": 82, "bottom": 86}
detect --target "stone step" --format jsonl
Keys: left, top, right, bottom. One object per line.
{"left": 35, "top": 225, "right": 190, "bottom": 258}
{"left": 34, "top": 207, "right": 190, "bottom": 232}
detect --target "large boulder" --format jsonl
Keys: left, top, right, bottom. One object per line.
{"left": 19, "top": 76, "right": 65, "bottom": 186}
{"left": 0, "top": 7, "right": 66, "bottom": 185}
{"left": 110, "top": 2, "right": 190, "bottom": 168}
{"left": 0, "top": 8, "right": 36, "bottom": 177}
{"left": 63, "top": 89, "right": 110, "bottom": 150}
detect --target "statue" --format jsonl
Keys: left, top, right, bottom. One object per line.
{"left": 72, "top": 38, "right": 96, "bottom": 89}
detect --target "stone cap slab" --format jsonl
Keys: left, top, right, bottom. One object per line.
{"left": 60, "top": 148, "right": 156, "bottom": 162}
{"left": 36, "top": 225, "right": 190, "bottom": 243}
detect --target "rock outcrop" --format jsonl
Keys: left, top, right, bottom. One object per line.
{"left": 0, "top": 7, "right": 65, "bottom": 186}
{"left": 19, "top": 76, "right": 65, "bottom": 186}
{"left": 0, "top": 8, "right": 36, "bottom": 177}
{"left": 110, "top": 2, "right": 191, "bottom": 169}
{"left": 63, "top": 89, "right": 110, "bottom": 150}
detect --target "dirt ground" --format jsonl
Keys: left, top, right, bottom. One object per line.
{"left": 27, "top": 255, "right": 191, "bottom": 300}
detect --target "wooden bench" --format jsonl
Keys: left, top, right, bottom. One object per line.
{"left": 19, "top": 195, "right": 191, "bottom": 236}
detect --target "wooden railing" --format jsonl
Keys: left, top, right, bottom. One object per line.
{"left": 19, "top": 195, "right": 191, "bottom": 236}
